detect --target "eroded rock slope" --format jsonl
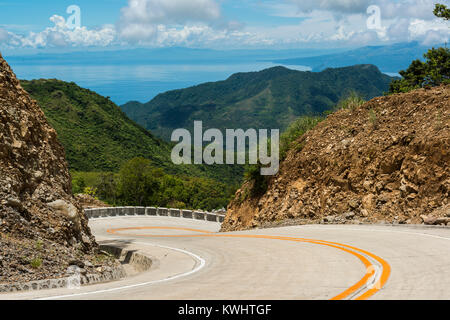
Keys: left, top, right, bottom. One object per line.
{"left": 0, "top": 53, "right": 104, "bottom": 283}
{"left": 223, "top": 85, "right": 449, "bottom": 231}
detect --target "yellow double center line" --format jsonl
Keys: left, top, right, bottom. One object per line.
{"left": 107, "top": 226, "right": 391, "bottom": 300}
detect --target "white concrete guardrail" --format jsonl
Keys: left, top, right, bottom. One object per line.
{"left": 84, "top": 207, "right": 226, "bottom": 223}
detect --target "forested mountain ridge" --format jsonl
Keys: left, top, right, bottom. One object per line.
{"left": 122, "top": 64, "right": 393, "bottom": 141}
{"left": 21, "top": 79, "right": 172, "bottom": 172}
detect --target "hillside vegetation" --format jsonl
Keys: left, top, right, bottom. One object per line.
{"left": 21, "top": 79, "right": 172, "bottom": 172}
{"left": 20, "top": 79, "right": 243, "bottom": 185}
{"left": 389, "top": 47, "right": 450, "bottom": 93}
{"left": 20, "top": 79, "right": 242, "bottom": 210}
{"left": 122, "top": 65, "right": 393, "bottom": 141}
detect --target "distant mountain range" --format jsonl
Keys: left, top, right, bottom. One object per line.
{"left": 273, "top": 42, "right": 439, "bottom": 73}
{"left": 122, "top": 64, "right": 394, "bottom": 141}
{"left": 5, "top": 43, "right": 431, "bottom": 71}
{"left": 6, "top": 47, "right": 340, "bottom": 66}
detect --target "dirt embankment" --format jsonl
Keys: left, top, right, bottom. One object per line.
{"left": 222, "top": 85, "right": 450, "bottom": 231}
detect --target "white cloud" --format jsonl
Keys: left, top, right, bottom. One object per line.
{"left": 0, "top": 0, "right": 249, "bottom": 49}
{"left": 266, "top": 0, "right": 450, "bottom": 46}
{"left": 0, "top": 0, "right": 448, "bottom": 49}
{"left": 120, "top": 0, "right": 220, "bottom": 25}
{"left": 386, "top": 18, "right": 410, "bottom": 40}
{"left": 288, "top": 0, "right": 372, "bottom": 14}
{"left": 0, "top": 28, "right": 9, "bottom": 42}
{"left": 409, "top": 18, "right": 450, "bottom": 44}
{"left": 377, "top": 0, "right": 438, "bottom": 20}
{"left": 287, "top": 0, "right": 444, "bottom": 18}
{"left": 116, "top": 23, "right": 261, "bottom": 48}
{"left": 118, "top": 0, "right": 225, "bottom": 44}
{"left": 1, "top": 15, "right": 116, "bottom": 48}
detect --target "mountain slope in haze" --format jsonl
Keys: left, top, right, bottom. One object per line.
{"left": 222, "top": 85, "right": 450, "bottom": 231}
{"left": 274, "top": 42, "right": 435, "bottom": 73}
{"left": 122, "top": 65, "right": 393, "bottom": 141}
{"left": 20, "top": 79, "right": 243, "bottom": 184}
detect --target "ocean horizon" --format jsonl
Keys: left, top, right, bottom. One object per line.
{"left": 9, "top": 61, "right": 312, "bottom": 105}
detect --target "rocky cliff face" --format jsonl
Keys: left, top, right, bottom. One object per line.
{"left": 222, "top": 85, "right": 450, "bottom": 231}
{"left": 0, "top": 53, "right": 98, "bottom": 283}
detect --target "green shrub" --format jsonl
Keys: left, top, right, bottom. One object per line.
{"left": 335, "top": 91, "right": 366, "bottom": 111}
{"left": 280, "top": 116, "right": 323, "bottom": 160}
{"left": 35, "top": 240, "right": 44, "bottom": 251}
{"left": 368, "top": 109, "right": 378, "bottom": 129}
{"left": 30, "top": 257, "right": 42, "bottom": 269}
{"left": 243, "top": 164, "right": 268, "bottom": 197}
{"left": 434, "top": 3, "right": 450, "bottom": 20}
{"left": 242, "top": 115, "right": 323, "bottom": 198}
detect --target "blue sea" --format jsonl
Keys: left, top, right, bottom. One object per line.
{"left": 10, "top": 62, "right": 311, "bottom": 105}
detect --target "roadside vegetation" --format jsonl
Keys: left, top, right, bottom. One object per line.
{"left": 72, "top": 158, "right": 238, "bottom": 211}
{"left": 279, "top": 116, "right": 324, "bottom": 160}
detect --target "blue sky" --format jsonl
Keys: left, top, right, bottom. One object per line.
{"left": 0, "top": 0, "right": 448, "bottom": 53}
{"left": 0, "top": 0, "right": 309, "bottom": 34}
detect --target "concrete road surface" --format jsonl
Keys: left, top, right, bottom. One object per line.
{"left": 2, "top": 216, "right": 450, "bottom": 300}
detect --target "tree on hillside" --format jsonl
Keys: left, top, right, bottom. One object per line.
{"left": 118, "top": 157, "right": 162, "bottom": 206}
{"left": 389, "top": 4, "right": 450, "bottom": 93}
{"left": 389, "top": 47, "right": 450, "bottom": 93}
{"left": 434, "top": 3, "right": 450, "bottom": 20}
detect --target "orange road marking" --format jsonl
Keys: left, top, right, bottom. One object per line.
{"left": 106, "top": 226, "right": 390, "bottom": 300}
{"left": 109, "top": 226, "right": 214, "bottom": 234}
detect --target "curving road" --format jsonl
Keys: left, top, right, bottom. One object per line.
{"left": 2, "top": 216, "right": 450, "bottom": 300}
